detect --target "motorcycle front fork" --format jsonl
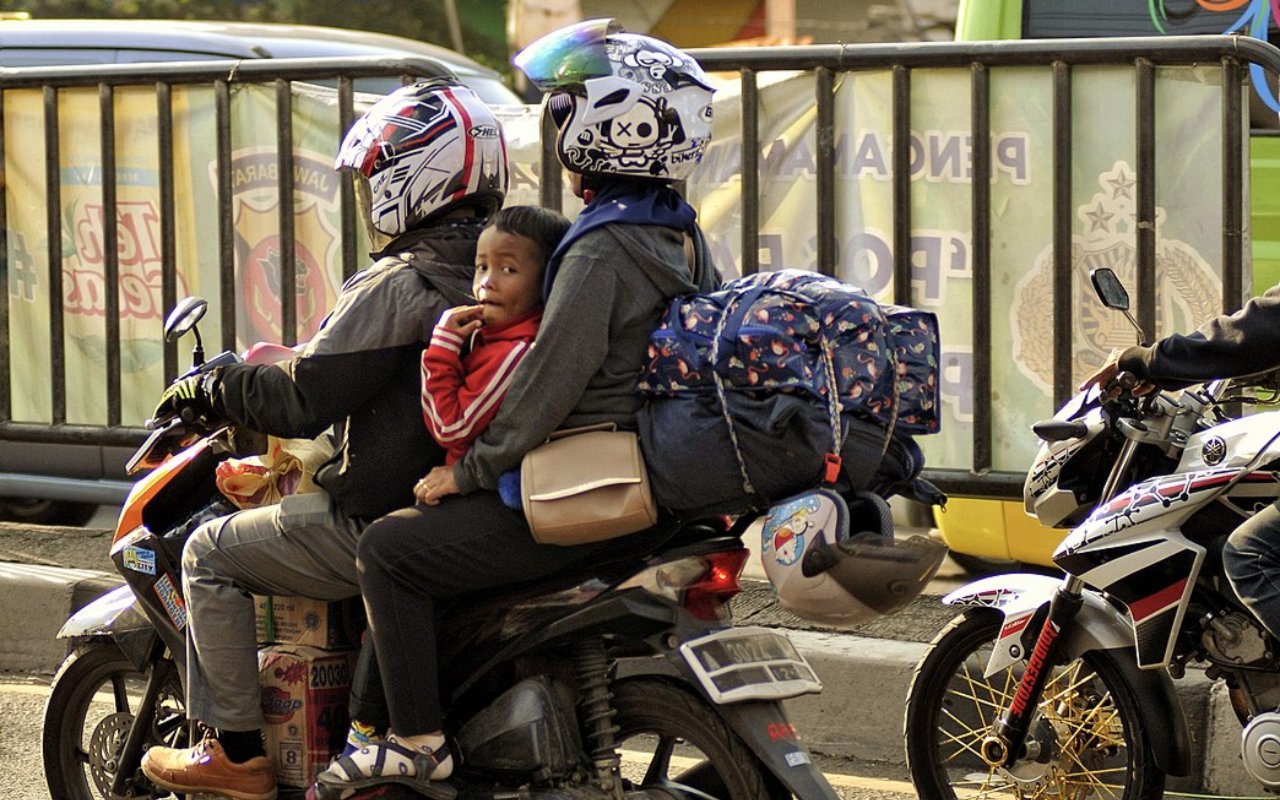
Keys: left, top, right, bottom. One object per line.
{"left": 979, "top": 576, "right": 1085, "bottom": 769}
{"left": 111, "top": 645, "right": 178, "bottom": 796}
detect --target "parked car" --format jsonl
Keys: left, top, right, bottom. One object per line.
{"left": 0, "top": 18, "right": 519, "bottom": 526}
{"left": 0, "top": 18, "right": 521, "bottom": 104}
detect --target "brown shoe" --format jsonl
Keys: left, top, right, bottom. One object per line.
{"left": 141, "top": 737, "right": 277, "bottom": 800}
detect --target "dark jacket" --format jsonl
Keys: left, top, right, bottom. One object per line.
{"left": 213, "top": 222, "right": 480, "bottom": 520}
{"left": 1118, "top": 283, "right": 1280, "bottom": 389}
{"left": 453, "top": 223, "right": 718, "bottom": 494}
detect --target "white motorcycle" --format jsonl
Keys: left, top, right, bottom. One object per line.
{"left": 904, "top": 268, "right": 1280, "bottom": 799}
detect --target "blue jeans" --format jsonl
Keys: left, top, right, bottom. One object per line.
{"left": 1224, "top": 500, "right": 1280, "bottom": 640}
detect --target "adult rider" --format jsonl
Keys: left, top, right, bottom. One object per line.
{"left": 1083, "top": 283, "right": 1280, "bottom": 646}
{"left": 313, "top": 20, "right": 721, "bottom": 797}
{"left": 139, "top": 79, "right": 509, "bottom": 800}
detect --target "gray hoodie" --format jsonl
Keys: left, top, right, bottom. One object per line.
{"left": 214, "top": 222, "right": 480, "bottom": 519}
{"left": 454, "top": 222, "right": 717, "bottom": 493}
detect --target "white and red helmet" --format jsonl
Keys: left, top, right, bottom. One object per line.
{"left": 336, "top": 79, "right": 508, "bottom": 237}
{"left": 514, "top": 19, "right": 714, "bottom": 183}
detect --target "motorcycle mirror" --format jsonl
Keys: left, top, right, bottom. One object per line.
{"left": 164, "top": 297, "right": 208, "bottom": 342}
{"left": 164, "top": 297, "right": 208, "bottom": 368}
{"left": 1089, "top": 268, "right": 1148, "bottom": 345}
{"left": 1090, "top": 268, "right": 1129, "bottom": 310}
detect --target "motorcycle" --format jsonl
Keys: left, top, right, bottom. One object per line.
{"left": 42, "top": 295, "right": 914, "bottom": 800}
{"left": 904, "top": 267, "right": 1280, "bottom": 800}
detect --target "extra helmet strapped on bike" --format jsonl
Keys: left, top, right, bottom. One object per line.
{"left": 761, "top": 489, "right": 948, "bottom": 626}
{"left": 513, "top": 18, "right": 714, "bottom": 183}
{"left": 335, "top": 79, "right": 509, "bottom": 240}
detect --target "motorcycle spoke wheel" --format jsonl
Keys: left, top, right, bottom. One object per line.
{"left": 905, "top": 608, "right": 1163, "bottom": 800}
{"left": 43, "top": 643, "right": 187, "bottom": 800}
{"left": 612, "top": 679, "right": 785, "bottom": 800}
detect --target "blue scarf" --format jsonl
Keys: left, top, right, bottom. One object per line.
{"left": 543, "top": 180, "right": 699, "bottom": 301}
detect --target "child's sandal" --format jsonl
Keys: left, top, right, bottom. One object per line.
{"left": 313, "top": 739, "right": 455, "bottom": 800}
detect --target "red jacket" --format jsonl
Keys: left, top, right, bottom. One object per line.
{"left": 421, "top": 309, "right": 542, "bottom": 465}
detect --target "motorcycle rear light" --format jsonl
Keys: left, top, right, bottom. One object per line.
{"left": 683, "top": 548, "right": 750, "bottom": 621}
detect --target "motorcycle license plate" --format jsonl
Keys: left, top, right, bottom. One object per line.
{"left": 679, "top": 627, "right": 822, "bottom": 704}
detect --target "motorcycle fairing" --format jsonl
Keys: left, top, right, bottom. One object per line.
{"left": 1177, "top": 409, "right": 1280, "bottom": 474}
{"left": 1056, "top": 469, "right": 1228, "bottom": 668}
{"left": 943, "top": 574, "right": 1131, "bottom": 677}
{"left": 57, "top": 584, "right": 156, "bottom": 671}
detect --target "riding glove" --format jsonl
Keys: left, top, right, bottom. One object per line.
{"left": 152, "top": 371, "right": 220, "bottom": 423}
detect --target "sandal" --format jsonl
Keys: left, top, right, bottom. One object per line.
{"left": 313, "top": 739, "right": 456, "bottom": 800}
{"left": 306, "top": 781, "right": 419, "bottom": 800}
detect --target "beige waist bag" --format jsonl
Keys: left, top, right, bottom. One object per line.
{"left": 520, "top": 424, "right": 658, "bottom": 546}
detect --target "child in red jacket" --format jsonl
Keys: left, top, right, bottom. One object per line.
{"left": 415, "top": 206, "right": 570, "bottom": 503}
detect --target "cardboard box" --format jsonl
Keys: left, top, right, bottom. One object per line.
{"left": 259, "top": 645, "right": 358, "bottom": 788}
{"left": 254, "top": 595, "right": 355, "bottom": 649}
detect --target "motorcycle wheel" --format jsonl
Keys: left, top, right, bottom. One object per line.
{"left": 904, "top": 608, "right": 1163, "bottom": 800}
{"left": 43, "top": 642, "right": 187, "bottom": 800}
{"left": 612, "top": 679, "right": 784, "bottom": 800}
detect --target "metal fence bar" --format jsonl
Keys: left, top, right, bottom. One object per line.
{"left": 276, "top": 78, "right": 297, "bottom": 347}
{"left": 741, "top": 68, "right": 760, "bottom": 276}
{"left": 0, "top": 91, "right": 8, "bottom": 423}
{"left": 1135, "top": 58, "right": 1157, "bottom": 342}
{"left": 1222, "top": 57, "right": 1244, "bottom": 314}
{"left": 892, "top": 65, "right": 912, "bottom": 305}
{"left": 215, "top": 79, "right": 236, "bottom": 355}
{"left": 43, "top": 85, "right": 65, "bottom": 425}
{"left": 157, "top": 82, "right": 178, "bottom": 388}
{"left": 0, "top": 56, "right": 457, "bottom": 89}
{"left": 815, "top": 67, "right": 836, "bottom": 277}
{"left": 1052, "top": 61, "right": 1073, "bottom": 410}
{"left": 971, "top": 62, "right": 992, "bottom": 475}
{"left": 339, "top": 77, "right": 358, "bottom": 282}
{"left": 100, "top": 83, "right": 122, "bottom": 428}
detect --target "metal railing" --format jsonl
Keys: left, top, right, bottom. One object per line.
{"left": 675, "top": 35, "right": 1265, "bottom": 498}
{"left": 0, "top": 56, "right": 453, "bottom": 451}
{"left": 2, "top": 36, "right": 1277, "bottom": 501}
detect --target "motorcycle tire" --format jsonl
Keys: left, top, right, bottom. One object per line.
{"left": 612, "top": 678, "right": 785, "bottom": 800}
{"left": 904, "top": 607, "right": 1164, "bottom": 800}
{"left": 43, "top": 642, "right": 186, "bottom": 800}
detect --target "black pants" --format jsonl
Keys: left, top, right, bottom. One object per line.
{"left": 357, "top": 491, "right": 636, "bottom": 734}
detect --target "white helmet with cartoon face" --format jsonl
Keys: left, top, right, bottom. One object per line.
{"left": 514, "top": 19, "right": 714, "bottom": 183}
{"left": 761, "top": 489, "right": 948, "bottom": 627}
{"left": 335, "top": 79, "right": 508, "bottom": 240}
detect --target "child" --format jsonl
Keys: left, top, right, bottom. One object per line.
{"left": 336, "top": 207, "right": 570, "bottom": 770}
{"left": 415, "top": 205, "right": 571, "bottom": 505}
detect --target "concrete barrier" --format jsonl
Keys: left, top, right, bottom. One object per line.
{"left": 0, "top": 562, "right": 120, "bottom": 673}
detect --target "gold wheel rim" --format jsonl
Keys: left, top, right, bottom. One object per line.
{"left": 934, "top": 653, "right": 1130, "bottom": 800}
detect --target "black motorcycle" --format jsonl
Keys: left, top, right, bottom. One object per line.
{"left": 43, "top": 296, "right": 912, "bottom": 800}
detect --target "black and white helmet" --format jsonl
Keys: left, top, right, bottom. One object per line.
{"left": 335, "top": 79, "right": 508, "bottom": 237}
{"left": 514, "top": 19, "right": 714, "bottom": 183}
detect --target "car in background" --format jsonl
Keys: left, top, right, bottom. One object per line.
{"left": 0, "top": 18, "right": 521, "bottom": 104}
{"left": 0, "top": 19, "right": 519, "bottom": 526}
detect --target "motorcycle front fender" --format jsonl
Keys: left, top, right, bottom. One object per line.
{"left": 943, "top": 573, "right": 1190, "bottom": 776}
{"left": 58, "top": 583, "right": 156, "bottom": 672}
{"left": 944, "top": 573, "right": 1132, "bottom": 675}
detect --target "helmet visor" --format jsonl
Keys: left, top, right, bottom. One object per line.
{"left": 514, "top": 18, "right": 619, "bottom": 91}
